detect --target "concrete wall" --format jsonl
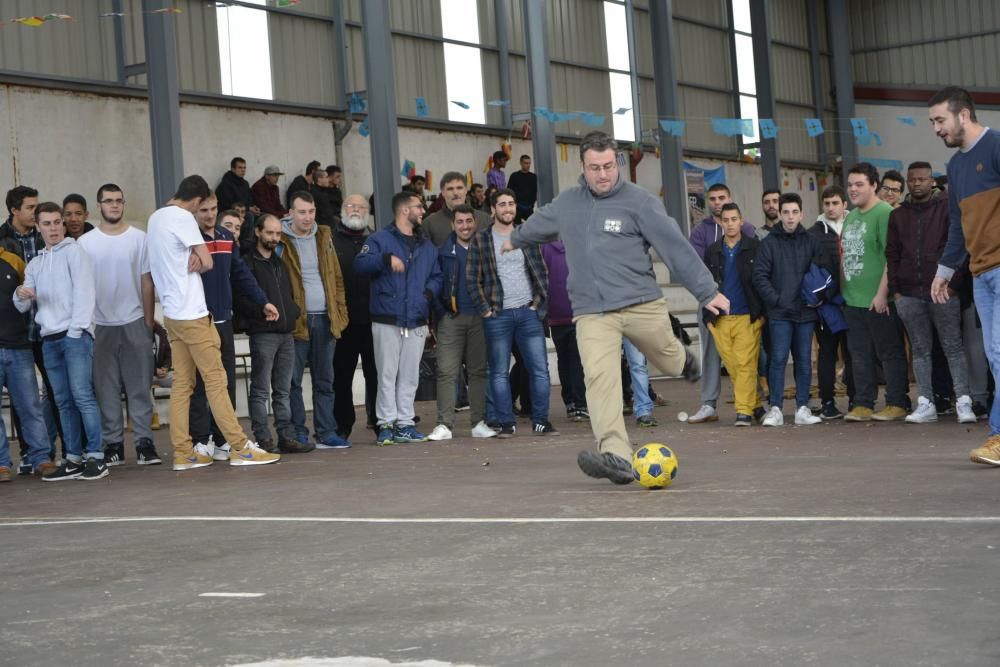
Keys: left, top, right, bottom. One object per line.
{"left": 856, "top": 102, "right": 1000, "bottom": 176}
{"left": 2, "top": 84, "right": 822, "bottom": 228}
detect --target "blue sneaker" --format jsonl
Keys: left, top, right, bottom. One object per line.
{"left": 316, "top": 433, "right": 352, "bottom": 449}
{"left": 376, "top": 424, "right": 395, "bottom": 446}
{"left": 393, "top": 424, "right": 428, "bottom": 443}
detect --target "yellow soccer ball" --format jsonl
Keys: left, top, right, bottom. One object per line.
{"left": 632, "top": 443, "right": 679, "bottom": 489}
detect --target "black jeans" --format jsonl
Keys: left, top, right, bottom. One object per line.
{"left": 550, "top": 324, "right": 587, "bottom": 411}
{"left": 333, "top": 321, "right": 377, "bottom": 438}
{"left": 844, "top": 305, "right": 909, "bottom": 409}
{"left": 190, "top": 319, "right": 236, "bottom": 445}
{"left": 815, "top": 320, "right": 854, "bottom": 404}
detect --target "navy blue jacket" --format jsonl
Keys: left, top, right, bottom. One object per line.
{"left": 751, "top": 223, "right": 819, "bottom": 323}
{"left": 801, "top": 263, "right": 848, "bottom": 334}
{"left": 435, "top": 232, "right": 475, "bottom": 317}
{"left": 200, "top": 226, "right": 267, "bottom": 321}
{"left": 354, "top": 223, "right": 442, "bottom": 328}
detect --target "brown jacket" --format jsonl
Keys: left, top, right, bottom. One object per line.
{"left": 280, "top": 224, "right": 348, "bottom": 341}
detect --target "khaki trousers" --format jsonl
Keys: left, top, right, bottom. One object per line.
{"left": 164, "top": 315, "right": 247, "bottom": 456}
{"left": 709, "top": 315, "right": 763, "bottom": 415}
{"left": 576, "top": 299, "right": 685, "bottom": 460}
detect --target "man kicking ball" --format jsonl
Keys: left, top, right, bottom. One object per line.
{"left": 504, "top": 131, "right": 728, "bottom": 484}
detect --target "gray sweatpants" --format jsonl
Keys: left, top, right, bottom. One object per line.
{"left": 93, "top": 317, "right": 154, "bottom": 444}
{"left": 697, "top": 319, "right": 721, "bottom": 407}
{"left": 896, "top": 295, "right": 970, "bottom": 400}
{"left": 372, "top": 322, "right": 428, "bottom": 427}
{"left": 963, "top": 302, "right": 990, "bottom": 405}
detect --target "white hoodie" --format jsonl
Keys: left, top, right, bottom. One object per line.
{"left": 13, "top": 237, "right": 96, "bottom": 338}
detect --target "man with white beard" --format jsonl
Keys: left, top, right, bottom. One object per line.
{"left": 332, "top": 194, "right": 378, "bottom": 440}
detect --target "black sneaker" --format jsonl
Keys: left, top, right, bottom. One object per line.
{"left": 734, "top": 414, "right": 753, "bottom": 427}
{"left": 753, "top": 406, "right": 767, "bottom": 424}
{"left": 576, "top": 450, "right": 634, "bottom": 485}
{"left": 279, "top": 437, "right": 315, "bottom": 454}
{"left": 42, "top": 459, "right": 84, "bottom": 482}
{"left": 17, "top": 461, "right": 33, "bottom": 476}
{"left": 498, "top": 423, "right": 516, "bottom": 438}
{"left": 80, "top": 458, "right": 109, "bottom": 481}
{"left": 135, "top": 438, "right": 162, "bottom": 465}
{"left": 104, "top": 442, "right": 126, "bottom": 467}
{"left": 636, "top": 414, "right": 658, "bottom": 428}
{"left": 532, "top": 421, "right": 560, "bottom": 436}
{"left": 573, "top": 408, "right": 590, "bottom": 421}
{"left": 454, "top": 402, "right": 470, "bottom": 412}
{"left": 973, "top": 401, "right": 989, "bottom": 420}
{"left": 934, "top": 396, "right": 954, "bottom": 415}
{"left": 622, "top": 404, "right": 634, "bottom": 416}
{"left": 682, "top": 346, "right": 701, "bottom": 383}
{"left": 820, "top": 402, "right": 843, "bottom": 420}
{"left": 259, "top": 439, "right": 281, "bottom": 454}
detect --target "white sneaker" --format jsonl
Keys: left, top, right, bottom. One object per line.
{"left": 427, "top": 424, "right": 453, "bottom": 441}
{"left": 686, "top": 404, "right": 718, "bottom": 423}
{"left": 905, "top": 396, "right": 938, "bottom": 424}
{"left": 762, "top": 406, "right": 783, "bottom": 427}
{"left": 794, "top": 405, "right": 821, "bottom": 425}
{"left": 956, "top": 395, "right": 977, "bottom": 424}
{"left": 471, "top": 421, "right": 498, "bottom": 438}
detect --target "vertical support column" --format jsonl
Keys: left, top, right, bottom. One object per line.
{"left": 142, "top": 0, "right": 184, "bottom": 205}
{"left": 494, "top": 0, "right": 513, "bottom": 130}
{"left": 624, "top": 0, "right": 642, "bottom": 143}
{"left": 648, "top": 0, "right": 689, "bottom": 234}
{"left": 827, "top": 0, "right": 857, "bottom": 181}
{"left": 112, "top": 0, "right": 127, "bottom": 85}
{"left": 806, "top": 0, "right": 828, "bottom": 164}
{"left": 522, "top": 0, "right": 558, "bottom": 206}
{"left": 749, "top": 0, "right": 779, "bottom": 192}
{"left": 361, "top": 0, "right": 402, "bottom": 228}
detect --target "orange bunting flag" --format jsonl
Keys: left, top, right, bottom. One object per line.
{"left": 424, "top": 170, "right": 433, "bottom": 191}
{"left": 484, "top": 156, "right": 493, "bottom": 174}
{"left": 466, "top": 170, "right": 474, "bottom": 188}
{"left": 149, "top": 7, "right": 183, "bottom": 13}
{"left": 559, "top": 144, "right": 568, "bottom": 162}
{"left": 501, "top": 142, "right": 512, "bottom": 160}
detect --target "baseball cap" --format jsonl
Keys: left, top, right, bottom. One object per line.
{"left": 264, "top": 165, "right": 284, "bottom": 176}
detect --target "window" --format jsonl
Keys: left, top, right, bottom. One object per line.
{"left": 603, "top": 1, "right": 635, "bottom": 142}
{"left": 441, "top": 0, "right": 485, "bottom": 124}
{"left": 731, "top": 0, "right": 759, "bottom": 149}
{"left": 217, "top": 0, "right": 273, "bottom": 100}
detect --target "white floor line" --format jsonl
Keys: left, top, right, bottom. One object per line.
{"left": 199, "top": 592, "right": 266, "bottom": 598}
{"left": 2, "top": 515, "right": 1000, "bottom": 527}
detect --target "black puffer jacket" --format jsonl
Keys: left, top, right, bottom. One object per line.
{"left": 216, "top": 170, "right": 252, "bottom": 211}
{"left": 752, "top": 223, "right": 820, "bottom": 323}
{"left": 233, "top": 245, "right": 300, "bottom": 335}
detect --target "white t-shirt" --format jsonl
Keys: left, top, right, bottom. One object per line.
{"left": 78, "top": 225, "right": 150, "bottom": 326}
{"left": 146, "top": 205, "right": 209, "bottom": 321}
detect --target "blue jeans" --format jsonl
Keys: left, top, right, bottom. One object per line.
{"left": 973, "top": 267, "right": 1000, "bottom": 435}
{"left": 767, "top": 319, "right": 814, "bottom": 408}
{"left": 0, "top": 347, "right": 51, "bottom": 469}
{"left": 623, "top": 337, "right": 653, "bottom": 417}
{"left": 43, "top": 334, "right": 103, "bottom": 460}
{"left": 483, "top": 306, "right": 550, "bottom": 425}
{"left": 291, "top": 314, "right": 337, "bottom": 440}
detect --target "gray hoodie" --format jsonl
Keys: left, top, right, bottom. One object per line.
{"left": 13, "top": 237, "right": 96, "bottom": 338}
{"left": 509, "top": 175, "right": 718, "bottom": 316}
{"left": 281, "top": 217, "right": 326, "bottom": 314}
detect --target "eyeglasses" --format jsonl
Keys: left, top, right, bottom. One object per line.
{"left": 879, "top": 186, "right": 902, "bottom": 195}
{"left": 344, "top": 204, "right": 369, "bottom": 211}
{"left": 100, "top": 198, "right": 125, "bottom": 205}
{"left": 586, "top": 163, "right": 618, "bottom": 174}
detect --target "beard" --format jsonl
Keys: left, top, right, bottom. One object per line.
{"left": 260, "top": 239, "right": 278, "bottom": 251}
{"left": 765, "top": 209, "right": 778, "bottom": 221}
{"left": 103, "top": 213, "right": 123, "bottom": 224}
{"left": 341, "top": 213, "right": 367, "bottom": 231}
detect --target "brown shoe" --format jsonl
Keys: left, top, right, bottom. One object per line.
{"left": 970, "top": 435, "right": 1000, "bottom": 466}
{"left": 844, "top": 406, "right": 874, "bottom": 422}
{"left": 872, "top": 405, "right": 907, "bottom": 421}
{"left": 0, "top": 466, "right": 11, "bottom": 482}
{"left": 33, "top": 461, "right": 58, "bottom": 477}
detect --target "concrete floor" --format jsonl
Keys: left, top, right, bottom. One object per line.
{"left": 2, "top": 380, "right": 999, "bottom": 666}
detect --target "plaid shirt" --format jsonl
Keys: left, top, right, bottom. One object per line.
{"left": 466, "top": 223, "right": 549, "bottom": 320}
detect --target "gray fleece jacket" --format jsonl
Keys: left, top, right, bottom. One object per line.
{"left": 509, "top": 174, "right": 718, "bottom": 316}
{"left": 13, "top": 237, "right": 96, "bottom": 338}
